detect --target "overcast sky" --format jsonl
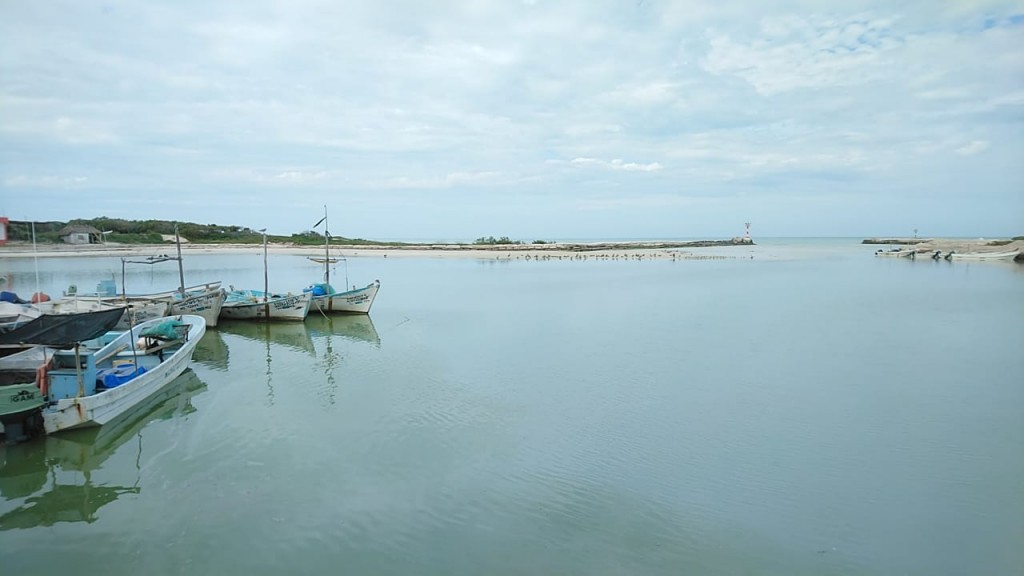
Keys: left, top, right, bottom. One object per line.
{"left": 1, "top": 1, "right": 1021, "bottom": 240}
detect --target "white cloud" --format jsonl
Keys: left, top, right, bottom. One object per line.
{"left": 570, "top": 158, "right": 663, "bottom": 172}
{"left": 955, "top": 140, "right": 990, "bottom": 156}
{"left": 4, "top": 175, "right": 88, "bottom": 188}
{"left": 0, "top": 0, "right": 1021, "bottom": 237}
{"left": 702, "top": 15, "right": 904, "bottom": 96}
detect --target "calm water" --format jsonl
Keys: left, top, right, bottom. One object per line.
{"left": 1, "top": 240, "right": 1022, "bottom": 575}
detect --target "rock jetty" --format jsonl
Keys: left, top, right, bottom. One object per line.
{"left": 862, "top": 238, "right": 931, "bottom": 245}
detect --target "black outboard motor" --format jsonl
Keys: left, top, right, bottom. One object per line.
{"left": 932, "top": 250, "right": 942, "bottom": 260}
{"left": 945, "top": 251, "right": 955, "bottom": 261}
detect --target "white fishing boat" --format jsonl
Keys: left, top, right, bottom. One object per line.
{"left": 69, "top": 283, "right": 223, "bottom": 328}
{"left": 220, "top": 290, "right": 312, "bottom": 321}
{"left": 36, "top": 312, "right": 206, "bottom": 434}
{"left": 35, "top": 296, "right": 170, "bottom": 331}
{"left": 134, "top": 283, "right": 225, "bottom": 327}
{"left": 219, "top": 229, "right": 312, "bottom": 321}
{"left": 0, "top": 307, "right": 126, "bottom": 440}
{"left": 304, "top": 205, "right": 380, "bottom": 315}
{"left": 306, "top": 281, "right": 381, "bottom": 314}
{"left": 945, "top": 250, "right": 1021, "bottom": 261}
{"left": 0, "top": 301, "right": 41, "bottom": 333}
{"left": 68, "top": 227, "right": 225, "bottom": 327}
{"left": 874, "top": 248, "right": 915, "bottom": 258}
{"left": 0, "top": 370, "right": 207, "bottom": 528}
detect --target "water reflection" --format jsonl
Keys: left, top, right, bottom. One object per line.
{"left": 307, "top": 314, "right": 381, "bottom": 346}
{"left": 218, "top": 320, "right": 317, "bottom": 356}
{"left": 216, "top": 315, "right": 381, "bottom": 408}
{"left": 191, "top": 328, "right": 230, "bottom": 371}
{"left": 0, "top": 370, "right": 207, "bottom": 530}
{"left": 218, "top": 315, "right": 381, "bottom": 351}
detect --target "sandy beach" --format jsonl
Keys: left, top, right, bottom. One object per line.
{"left": 0, "top": 240, "right": 747, "bottom": 262}
{"left": 868, "top": 238, "right": 1024, "bottom": 256}
{"left": 1, "top": 237, "right": 1020, "bottom": 262}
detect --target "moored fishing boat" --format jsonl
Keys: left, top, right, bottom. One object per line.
{"left": 0, "top": 301, "right": 41, "bottom": 334}
{"left": 0, "top": 307, "right": 206, "bottom": 436}
{"left": 0, "top": 347, "right": 51, "bottom": 442}
{"left": 220, "top": 290, "right": 312, "bottom": 321}
{"left": 874, "top": 248, "right": 915, "bottom": 258}
{"left": 0, "top": 308, "right": 126, "bottom": 441}
{"left": 35, "top": 295, "right": 170, "bottom": 331}
{"left": 305, "top": 205, "right": 380, "bottom": 315}
{"left": 305, "top": 281, "right": 380, "bottom": 314}
{"left": 219, "top": 229, "right": 311, "bottom": 321}
{"left": 40, "top": 315, "right": 206, "bottom": 434}
{"left": 69, "top": 283, "right": 223, "bottom": 328}
{"left": 945, "top": 250, "right": 1021, "bottom": 261}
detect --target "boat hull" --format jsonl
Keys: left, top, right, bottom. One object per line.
{"left": 220, "top": 292, "right": 312, "bottom": 321}
{"left": 874, "top": 250, "right": 915, "bottom": 258}
{"left": 72, "top": 283, "right": 224, "bottom": 328}
{"left": 36, "top": 298, "right": 170, "bottom": 330}
{"left": 310, "top": 281, "right": 380, "bottom": 314}
{"left": 948, "top": 250, "right": 1021, "bottom": 261}
{"left": 41, "top": 315, "right": 206, "bottom": 434}
{"left": 166, "top": 286, "right": 226, "bottom": 328}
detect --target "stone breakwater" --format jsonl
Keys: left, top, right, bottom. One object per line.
{"left": 862, "top": 238, "right": 932, "bottom": 245}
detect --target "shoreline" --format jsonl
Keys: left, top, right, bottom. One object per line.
{"left": 0, "top": 239, "right": 754, "bottom": 261}
{"left": 864, "top": 237, "right": 1024, "bottom": 256}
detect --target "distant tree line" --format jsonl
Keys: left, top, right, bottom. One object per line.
{"left": 4, "top": 218, "right": 402, "bottom": 246}
{"left": 473, "top": 236, "right": 552, "bottom": 245}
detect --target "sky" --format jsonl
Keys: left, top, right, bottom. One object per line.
{"left": 1, "top": 1, "right": 1022, "bottom": 240}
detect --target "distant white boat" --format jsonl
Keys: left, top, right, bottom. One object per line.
{"left": 307, "top": 256, "right": 340, "bottom": 264}
{"left": 946, "top": 250, "right": 1021, "bottom": 261}
{"left": 874, "top": 248, "right": 915, "bottom": 258}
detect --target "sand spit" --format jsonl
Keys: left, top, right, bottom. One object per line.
{"left": 0, "top": 240, "right": 752, "bottom": 262}
{"left": 866, "top": 238, "right": 1024, "bottom": 259}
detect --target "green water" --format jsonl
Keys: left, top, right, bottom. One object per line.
{"left": 1, "top": 241, "right": 1022, "bottom": 575}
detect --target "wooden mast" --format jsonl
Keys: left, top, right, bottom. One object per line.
{"left": 323, "top": 205, "right": 330, "bottom": 286}
{"left": 174, "top": 224, "right": 186, "bottom": 295}
{"left": 262, "top": 229, "right": 270, "bottom": 319}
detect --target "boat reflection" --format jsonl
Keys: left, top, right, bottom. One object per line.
{"left": 0, "top": 370, "right": 207, "bottom": 530}
{"left": 306, "top": 314, "right": 381, "bottom": 346}
{"left": 218, "top": 319, "right": 317, "bottom": 356}
{"left": 218, "top": 315, "right": 380, "bottom": 407}
{"left": 191, "top": 328, "right": 229, "bottom": 371}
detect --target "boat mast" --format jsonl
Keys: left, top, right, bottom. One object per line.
{"left": 31, "top": 221, "right": 40, "bottom": 299}
{"left": 262, "top": 229, "right": 270, "bottom": 319}
{"left": 174, "top": 224, "right": 185, "bottom": 295}
{"left": 323, "top": 205, "right": 330, "bottom": 286}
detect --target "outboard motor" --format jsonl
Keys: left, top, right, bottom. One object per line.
{"left": 932, "top": 250, "right": 942, "bottom": 260}
{"left": 945, "top": 251, "right": 954, "bottom": 261}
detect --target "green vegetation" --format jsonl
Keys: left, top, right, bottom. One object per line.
{"left": 4, "top": 218, "right": 407, "bottom": 246}
{"left": 474, "top": 236, "right": 522, "bottom": 245}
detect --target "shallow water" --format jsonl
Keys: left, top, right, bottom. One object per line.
{"left": 1, "top": 240, "right": 1022, "bottom": 575}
